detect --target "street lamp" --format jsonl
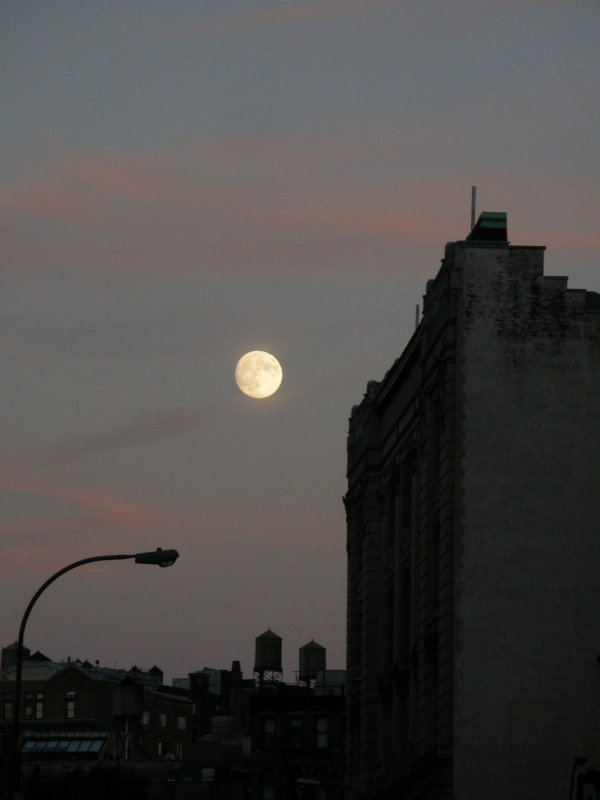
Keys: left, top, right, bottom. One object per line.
{"left": 9, "top": 548, "right": 179, "bottom": 798}
{"left": 297, "top": 778, "right": 367, "bottom": 800}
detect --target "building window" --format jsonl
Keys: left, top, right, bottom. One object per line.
{"left": 261, "top": 716, "right": 276, "bottom": 749}
{"left": 316, "top": 716, "right": 329, "bottom": 749}
{"left": 140, "top": 710, "right": 150, "bottom": 725}
{"left": 176, "top": 741, "right": 183, "bottom": 759}
{"left": 401, "top": 460, "right": 414, "bottom": 526}
{"left": 66, "top": 692, "right": 76, "bottom": 719}
{"left": 262, "top": 785, "right": 274, "bottom": 800}
{"left": 35, "top": 693, "right": 44, "bottom": 720}
{"left": 177, "top": 715, "right": 187, "bottom": 731}
{"left": 211, "top": 715, "right": 233, "bottom": 739}
{"left": 157, "top": 741, "right": 163, "bottom": 757}
{"left": 159, "top": 713, "right": 168, "bottom": 728}
{"left": 24, "top": 693, "right": 33, "bottom": 720}
{"left": 385, "top": 577, "right": 395, "bottom": 664}
{"left": 399, "top": 565, "right": 412, "bottom": 659}
{"left": 3, "top": 693, "right": 13, "bottom": 721}
{"left": 290, "top": 715, "right": 303, "bottom": 748}
{"left": 261, "top": 717, "right": 276, "bottom": 749}
{"left": 386, "top": 479, "right": 400, "bottom": 548}
{"left": 263, "top": 716, "right": 275, "bottom": 733}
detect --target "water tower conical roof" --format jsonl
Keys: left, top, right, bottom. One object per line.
{"left": 301, "top": 639, "right": 325, "bottom": 650}
{"left": 256, "top": 628, "right": 281, "bottom": 640}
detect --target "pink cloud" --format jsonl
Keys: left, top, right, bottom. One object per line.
{"left": 513, "top": 227, "right": 600, "bottom": 257}
{"left": 2, "top": 138, "right": 598, "bottom": 281}
{"left": 247, "top": 200, "right": 451, "bottom": 243}
{"left": 0, "top": 186, "right": 92, "bottom": 222}
{"left": 0, "top": 474, "right": 190, "bottom": 576}
{"left": 68, "top": 157, "right": 163, "bottom": 203}
{"left": 0, "top": 475, "right": 185, "bottom": 537}
{"left": 0, "top": 153, "right": 163, "bottom": 229}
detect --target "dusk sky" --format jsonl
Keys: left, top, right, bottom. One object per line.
{"left": 2, "top": 1, "right": 599, "bottom": 682}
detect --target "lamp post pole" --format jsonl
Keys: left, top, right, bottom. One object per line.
{"left": 569, "top": 755, "right": 589, "bottom": 800}
{"left": 9, "top": 548, "right": 179, "bottom": 799}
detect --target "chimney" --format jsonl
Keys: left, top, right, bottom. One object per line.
{"left": 1, "top": 642, "right": 30, "bottom": 671}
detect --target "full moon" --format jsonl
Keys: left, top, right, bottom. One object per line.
{"left": 235, "top": 351, "right": 283, "bottom": 399}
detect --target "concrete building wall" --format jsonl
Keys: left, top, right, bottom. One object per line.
{"left": 452, "top": 241, "right": 600, "bottom": 798}
{"left": 346, "top": 223, "right": 600, "bottom": 800}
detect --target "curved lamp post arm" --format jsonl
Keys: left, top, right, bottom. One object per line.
{"left": 17, "top": 554, "right": 134, "bottom": 657}
{"left": 11, "top": 548, "right": 178, "bottom": 797}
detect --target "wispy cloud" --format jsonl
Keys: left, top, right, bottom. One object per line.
{"left": 247, "top": 199, "right": 450, "bottom": 241}
{"left": 69, "top": 157, "right": 163, "bottom": 203}
{"left": 0, "top": 152, "right": 165, "bottom": 228}
{"left": 2, "top": 135, "right": 598, "bottom": 281}
{"left": 0, "top": 185, "right": 93, "bottom": 222}
{"left": 0, "top": 139, "right": 456, "bottom": 271}
{"left": 153, "top": 0, "right": 396, "bottom": 38}
{"left": 22, "top": 408, "right": 207, "bottom": 467}
{"left": 0, "top": 475, "right": 186, "bottom": 539}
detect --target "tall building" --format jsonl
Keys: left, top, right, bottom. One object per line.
{"left": 345, "top": 213, "right": 600, "bottom": 799}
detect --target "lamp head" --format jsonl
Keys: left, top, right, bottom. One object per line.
{"left": 134, "top": 548, "right": 179, "bottom": 567}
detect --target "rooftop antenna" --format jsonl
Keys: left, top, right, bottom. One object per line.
{"left": 471, "top": 186, "right": 477, "bottom": 230}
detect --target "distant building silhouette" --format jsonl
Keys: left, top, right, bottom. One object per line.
{"left": 345, "top": 213, "right": 600, "bottom": 799}
{"left": 0, "top": 645, "right": 193, "bottom": 791}
{"left": 0, "top": 633, "right": 345, "bottom": 799}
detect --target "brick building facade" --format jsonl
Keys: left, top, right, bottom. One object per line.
{"left": 0, "top": 645, "right": 194, "bottom": 793}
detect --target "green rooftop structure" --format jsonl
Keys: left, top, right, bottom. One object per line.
{"left": 466, "top": 210, "right": 508, "bottom": 241}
